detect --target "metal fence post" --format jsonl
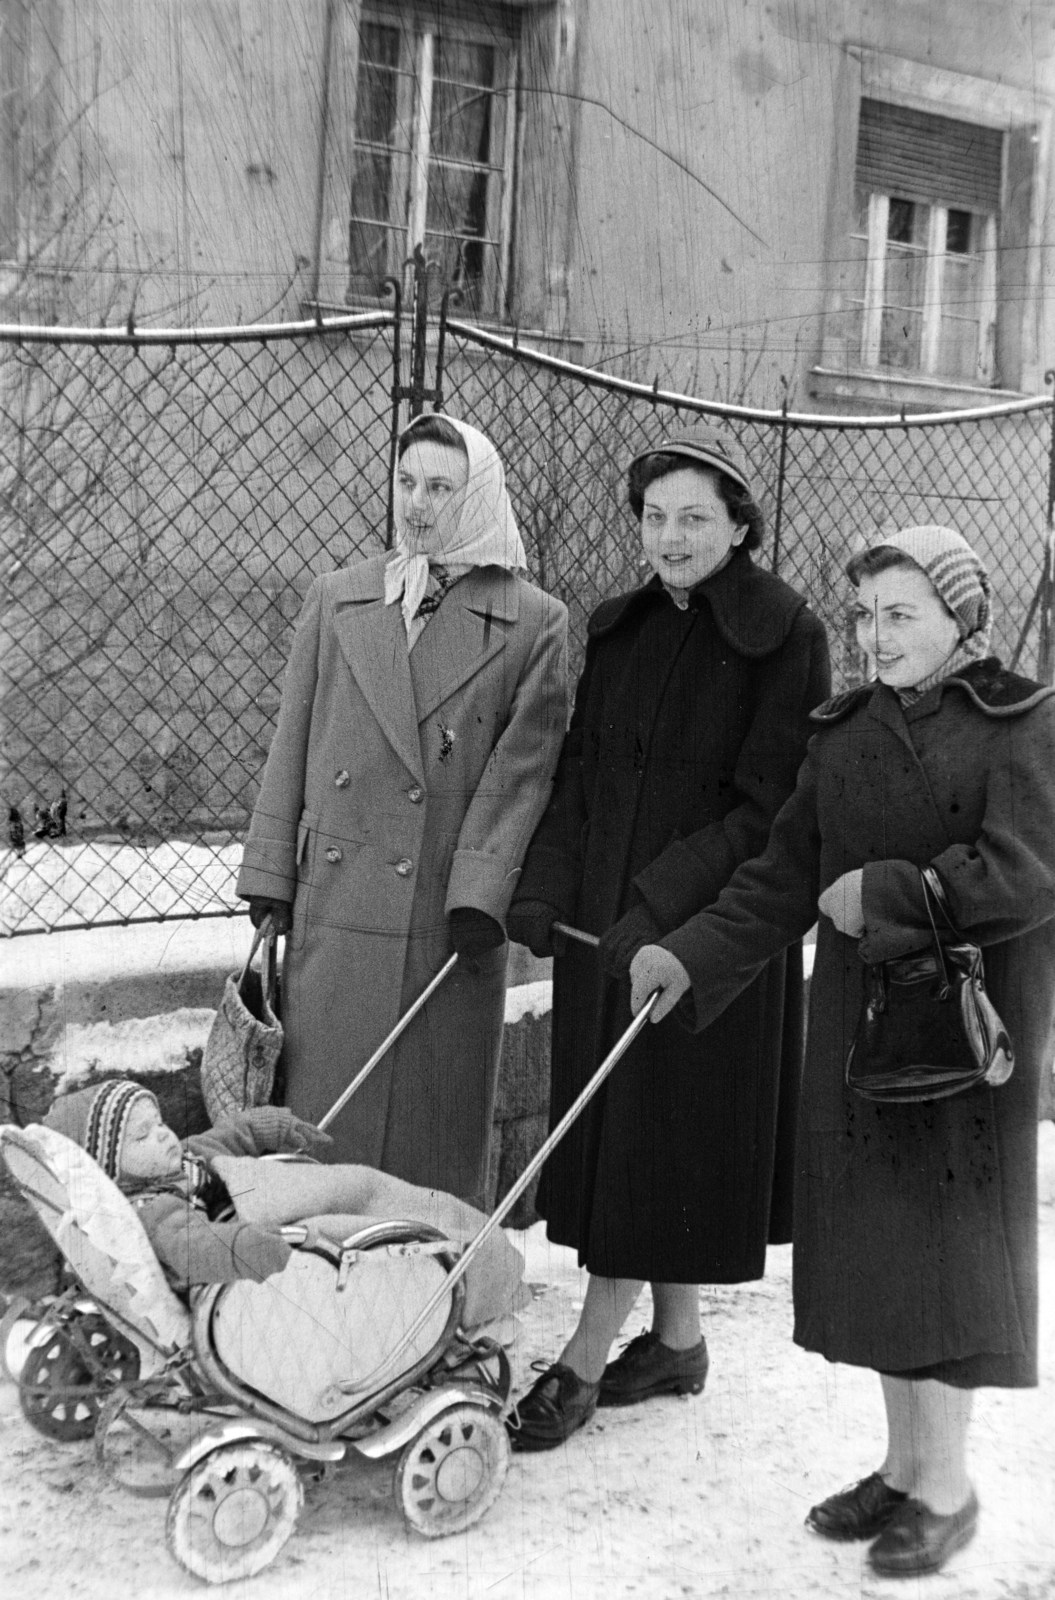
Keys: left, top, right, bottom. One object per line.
{"left": 1039, "top": 370, "right": 1055, "bottom": 684}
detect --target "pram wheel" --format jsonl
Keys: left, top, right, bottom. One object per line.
{"left": 19, "top": 1311, "right": 140, "bottom": 1441}
{"left": 394, "top": 1402, "right": 509, "bottom": 1537}
{"left": 96, "top": 1388, "right": 219, "bottom": 1498}
{"left": 166, "top": 1439, "right": 303, "bottom": 1583}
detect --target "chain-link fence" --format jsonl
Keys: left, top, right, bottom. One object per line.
{"left": 441, "top": 320, "right": 1054, "bottom": 688}
{"left": 2, "top": 296, "right": 1052, "bottom": 935}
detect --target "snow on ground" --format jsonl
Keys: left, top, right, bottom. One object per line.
{"left": 2, "top": 1207, "right": 1053, "bottom": 1599}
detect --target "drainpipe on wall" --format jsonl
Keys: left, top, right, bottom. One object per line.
{"left": 308, "top": 0, "right": 340, "bottom": 308}
{"left": 546, "top": 0, "right": 587, "bottom": 337}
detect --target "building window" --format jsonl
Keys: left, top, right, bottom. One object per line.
{"left": 848, "top": 100, "right": 1001, "bottom": 385}
{"left": 347, "top": 5, "right": 518, "bottom": 319}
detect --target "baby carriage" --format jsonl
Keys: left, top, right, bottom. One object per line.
{"left": 0, "top": 1120, "right": 512, "bottom": 1583}
{"left": 1, "top": 936, "right": 657, "bottom": 1585}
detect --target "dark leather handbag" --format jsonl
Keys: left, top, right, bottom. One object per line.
{"left": 845, "top": 866, "right": 1014, "bottom": 1104}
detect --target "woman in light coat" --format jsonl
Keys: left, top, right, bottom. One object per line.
{"left": 631, "top": 526, "right": 1055, "bottom": 1577}
{"left": 237, "top": 414, "right": 567, "bottom": 1205}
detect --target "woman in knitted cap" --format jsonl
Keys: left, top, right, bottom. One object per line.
{"left": 629, "top": 525, "right": 1055, "bottom": 1576}
{"left": 42, "top": 1079, "right": 526, "bottom": 1328}
{"left": 236, "top": 414, "right": 567, "bottom": 1203}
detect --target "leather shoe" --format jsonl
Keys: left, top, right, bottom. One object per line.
{"left": 868, "top": 1490, "right": 979, "bottom": 1576}
{"left": 598, "top": 1329, "right": 708, "bottom": 1407}
{"left": 505, "top": 1361, "right": 600, "bottom": 1452}
{"left": 806, "top": 1472, "right": 909, "bottom": 1541}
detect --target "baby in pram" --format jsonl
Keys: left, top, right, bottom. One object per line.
{"left": 43, "top": 1080, "right": 526, "bottom": 1332}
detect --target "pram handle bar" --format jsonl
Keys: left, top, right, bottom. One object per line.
{"left": 339, "top": 989, "right": 661, "bottom": 1396}
{"left": 318, "top": 952, "right": 460, "bottom": 1131}
{"left": 552, "top": 921, "right": 600, "bottom": 948}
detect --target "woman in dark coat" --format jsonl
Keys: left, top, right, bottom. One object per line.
{"left": 631, "top": 525, "right": 1055, "bottom": 1577}
{"left": 506, "top": 427, "right": 831, "bottom": 1449}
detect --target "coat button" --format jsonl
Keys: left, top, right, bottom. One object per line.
{"left": 325, "top": 846, "right": 343, "bottom": 864}
{"left": 407, "top": 786, "right": 424, "bottom": 803}
{"left": 395, "top": 858, "right": 413, "bottom": 876}
{"left": 334, "top": 769, "right": 350, "bottom": 789}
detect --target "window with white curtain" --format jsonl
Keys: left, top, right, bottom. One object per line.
{"left": 347, "top": 4, "right": 518, "bottom": 318}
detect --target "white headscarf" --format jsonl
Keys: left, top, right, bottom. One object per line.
{"left": 384, "top": 415, "right": 527, "bottom": 637}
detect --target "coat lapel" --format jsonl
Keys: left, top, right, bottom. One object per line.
{"left": 411, "top": 568, "right": 519, "bottom": 723}
{"left": 331, "top": 565, "right": 426, "bottom": 784}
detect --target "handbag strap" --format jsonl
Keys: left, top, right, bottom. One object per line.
{"left": 920, "top": 866, "right": 965, "bottom": 938}
{"left": 239, "top": 918, "right": 279, "bottom": 1009}
{"left": 919, "top": 867, "right": 958, "bottom": 990}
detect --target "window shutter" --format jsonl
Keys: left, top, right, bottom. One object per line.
{"left": 856, "top": 99, "right": 1003, "bottom": 214}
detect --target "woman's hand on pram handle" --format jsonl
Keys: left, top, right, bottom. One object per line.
{"left": 630, "top": 945, "right": 692, "bottom": 1023}
{"left": 448, "top": 907, "right": 505, "bottom": 960}
{"left": 505, "top": 900, "right": 561, "bottom": 957}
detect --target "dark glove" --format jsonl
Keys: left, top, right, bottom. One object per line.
{"left": 599, "top": 901, "right": 662, "bottom": 980}
{"left": 240, "top": 1105, "right": 333, "bottom": 1156}
{"left": 247, "top": 897, "right": 292, "bottom": 936}
{"left": 449, "top": 907, "right": 506, "bottom": 961}
{"left": 231, "top": 1225, "right": 293, "bottom": 1283}
{"left": 505, "top": 899, "right": 560, "bottom": 958}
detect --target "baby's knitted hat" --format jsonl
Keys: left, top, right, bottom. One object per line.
{"left": 871, "top": 525, "right": 991, "bottom": 641}
{"left": 44, "top": 1081, "right": 159, "bottom": 1179}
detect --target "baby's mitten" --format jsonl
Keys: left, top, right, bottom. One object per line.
{"left": 231, "top": 1225, "right": 292, "bottom": 1282}
{"left": 242, "top": 1105, "right": 333, "bottom": 1155}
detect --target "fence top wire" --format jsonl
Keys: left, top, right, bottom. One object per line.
{"left": 0, "top": 309, "right": 396, "bottom": 349}
{"left": 445, "top": 319, "right": 1055, "bottom": 432}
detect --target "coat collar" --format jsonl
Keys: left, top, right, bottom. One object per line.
{"left": 587, "top": 548, "right": 806, "bottom": 659}
{"left": 330, "top": 555, "right": 520, "bottom": 621}
{"left": 410, "top": 567, "right": 518, "bottom": 721}
{"left": 809, "top": 658, "right": 1055, "bottom": 727}
{"left": 329, "top": 559, "right": 520, "bottom": 776}
{"left": 331, "top": 557, "right": 425, "bottom": 782}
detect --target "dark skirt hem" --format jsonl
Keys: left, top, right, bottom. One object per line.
{"left": 796, "top": 1339, "right": 1037, "bottom": 1391}
{"left": 542, "top": 1219, "right": 770, "bottom": 1286}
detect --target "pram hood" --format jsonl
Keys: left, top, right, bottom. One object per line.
{"left": 0, "top": 1123, "right": 192, "bottom": 1373}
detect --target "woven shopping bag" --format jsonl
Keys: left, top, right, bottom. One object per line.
{"left": 202, "top": 919, "right": 283, "bottom": 1121}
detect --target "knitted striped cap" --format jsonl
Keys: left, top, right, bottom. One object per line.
{"left": 866, "top": 525, "right": 991, "bottom": 639}
{"left": 44, "top": 1081, "right": 159, "bottom": 1179}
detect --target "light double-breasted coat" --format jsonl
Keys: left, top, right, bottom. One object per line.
{"left": 237, "top": 554, "right": 568, "bottom": 1203}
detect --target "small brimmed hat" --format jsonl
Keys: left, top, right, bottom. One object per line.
{"left": 627, "top": 425, "right": 755, "bottom": 513}
{"left": 44, "top": 1080, "right": 159, "bottom": 1180}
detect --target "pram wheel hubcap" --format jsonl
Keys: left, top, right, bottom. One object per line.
{"left": 212, "top": 1486, "right": 271, "bottom": 1545}
{"left": 166, "top": 1440, "right": 303, "bottom": 1584}
{"left": 435, "top": 1446, "right": 485, "bottom": 1501}
{"left": 395, "top": 1403, "right": 509, "bottom": 1537}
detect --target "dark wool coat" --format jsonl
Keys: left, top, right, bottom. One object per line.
{"left": 514, "top": 549, "right": 831, "bottom": 1282}
{"left": 237, "top": 558, "right": 568, "bottom": 1206}
{"left": 664, "top": 660, "right": 1055, "bottom": 1384}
